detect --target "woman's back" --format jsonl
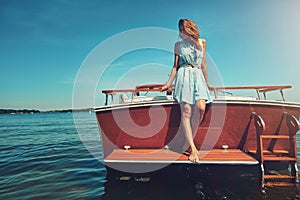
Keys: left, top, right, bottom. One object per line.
{"left": 178, "top": 39, "right": 204, "bottom": 69}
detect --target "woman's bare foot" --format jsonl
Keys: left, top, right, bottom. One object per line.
{"left": 189, "top": 149, "right": 199, "bottom": 163}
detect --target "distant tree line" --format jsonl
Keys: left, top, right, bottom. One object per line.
{"left": 0, "top": 108, "right": 93, "bottom": 114}
{"left": 0, "top": 109, "right": 40, "bottom": 114}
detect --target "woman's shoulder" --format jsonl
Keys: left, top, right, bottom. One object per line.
{"left": 174, "top": 41, "right": 181, "bottom": 47}
{"left": 175, "top": 41, "right": 181, "bottom": 46}
{"left": 174, "top": 41, "right": 181, "bottom": 53}
{"left": 200, "top": 38, "right": 206, "bottom": 50}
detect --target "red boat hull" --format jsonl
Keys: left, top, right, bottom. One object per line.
{"left": 95, "top": 100, "right": 300, "bottom": 158}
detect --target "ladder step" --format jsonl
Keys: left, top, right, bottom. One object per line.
{"left": 264, "top": 175, "right": 296, "bottom": 179}
{"left": 263, "top": 150, "right": 289, "bottom": 154}
{"left": 261, "top": 135, "right": 289, "bottom": 139}
{"left": 264, "top": 182, "right": 296, "bottom": 187}
{"left": 263, "top": 156, "right": 296, "bottom": 161}
{"left": 248, "top": 149, "right": 289, "bottom": 154}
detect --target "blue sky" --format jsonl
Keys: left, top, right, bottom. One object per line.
{"left": 1, "top": 0, "right": 300, "bottom": 110}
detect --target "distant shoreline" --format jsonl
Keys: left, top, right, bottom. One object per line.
{"left": 0, "top": 108, "right": 93, "bottom": 114}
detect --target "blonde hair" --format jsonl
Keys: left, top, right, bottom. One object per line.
{"left": 178, "top": 19, "right": 202, "bottom": 50}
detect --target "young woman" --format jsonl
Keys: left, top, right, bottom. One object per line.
{"left": 162, "top": 19, "right": 212, "bottom": 163}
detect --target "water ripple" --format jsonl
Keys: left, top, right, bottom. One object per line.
{"left": 0, "top": 113, "right": 105, "bottom": 200}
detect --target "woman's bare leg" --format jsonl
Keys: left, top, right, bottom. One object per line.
{"left": 191, "top": 99, "right": 206, "bottom": 139}
{"left": 181, "top": 103, "right": 199, "bottom": 163}
{"left": 191, "top": 105, "right": 200, "bottom": 139}
{"left": 196, "top": 99, "right": 206, "bottom": 124}
{"left": 189, "top": 100, "right": 206, "bottom": 157}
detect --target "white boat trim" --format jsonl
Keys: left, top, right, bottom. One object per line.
{"left": 94, "top": 99, "right": 300, "bottom": 112}
{"left": 104, "top": 159, "right": 259, "bottom": 165}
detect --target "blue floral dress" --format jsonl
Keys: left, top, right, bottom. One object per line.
{"left": 173, "top": 39, "right": 211, "bottom": 104}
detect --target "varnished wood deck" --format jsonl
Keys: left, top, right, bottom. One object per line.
{"left": 104, "top": 149, "right": 259, "bottom": 165}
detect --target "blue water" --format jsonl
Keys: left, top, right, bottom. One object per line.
{"left": 0, "top": 112, "right": 105, "bottom": 199}
{"left": 0, "top": 112, "right": 300, "bottom": 200}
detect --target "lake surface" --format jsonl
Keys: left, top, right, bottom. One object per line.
{"left": 0, "top": 112, "right": 300, "bottom": 200}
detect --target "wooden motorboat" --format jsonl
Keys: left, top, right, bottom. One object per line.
{"left": 95, "top": 84, "right": 300, "bottom": 187}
